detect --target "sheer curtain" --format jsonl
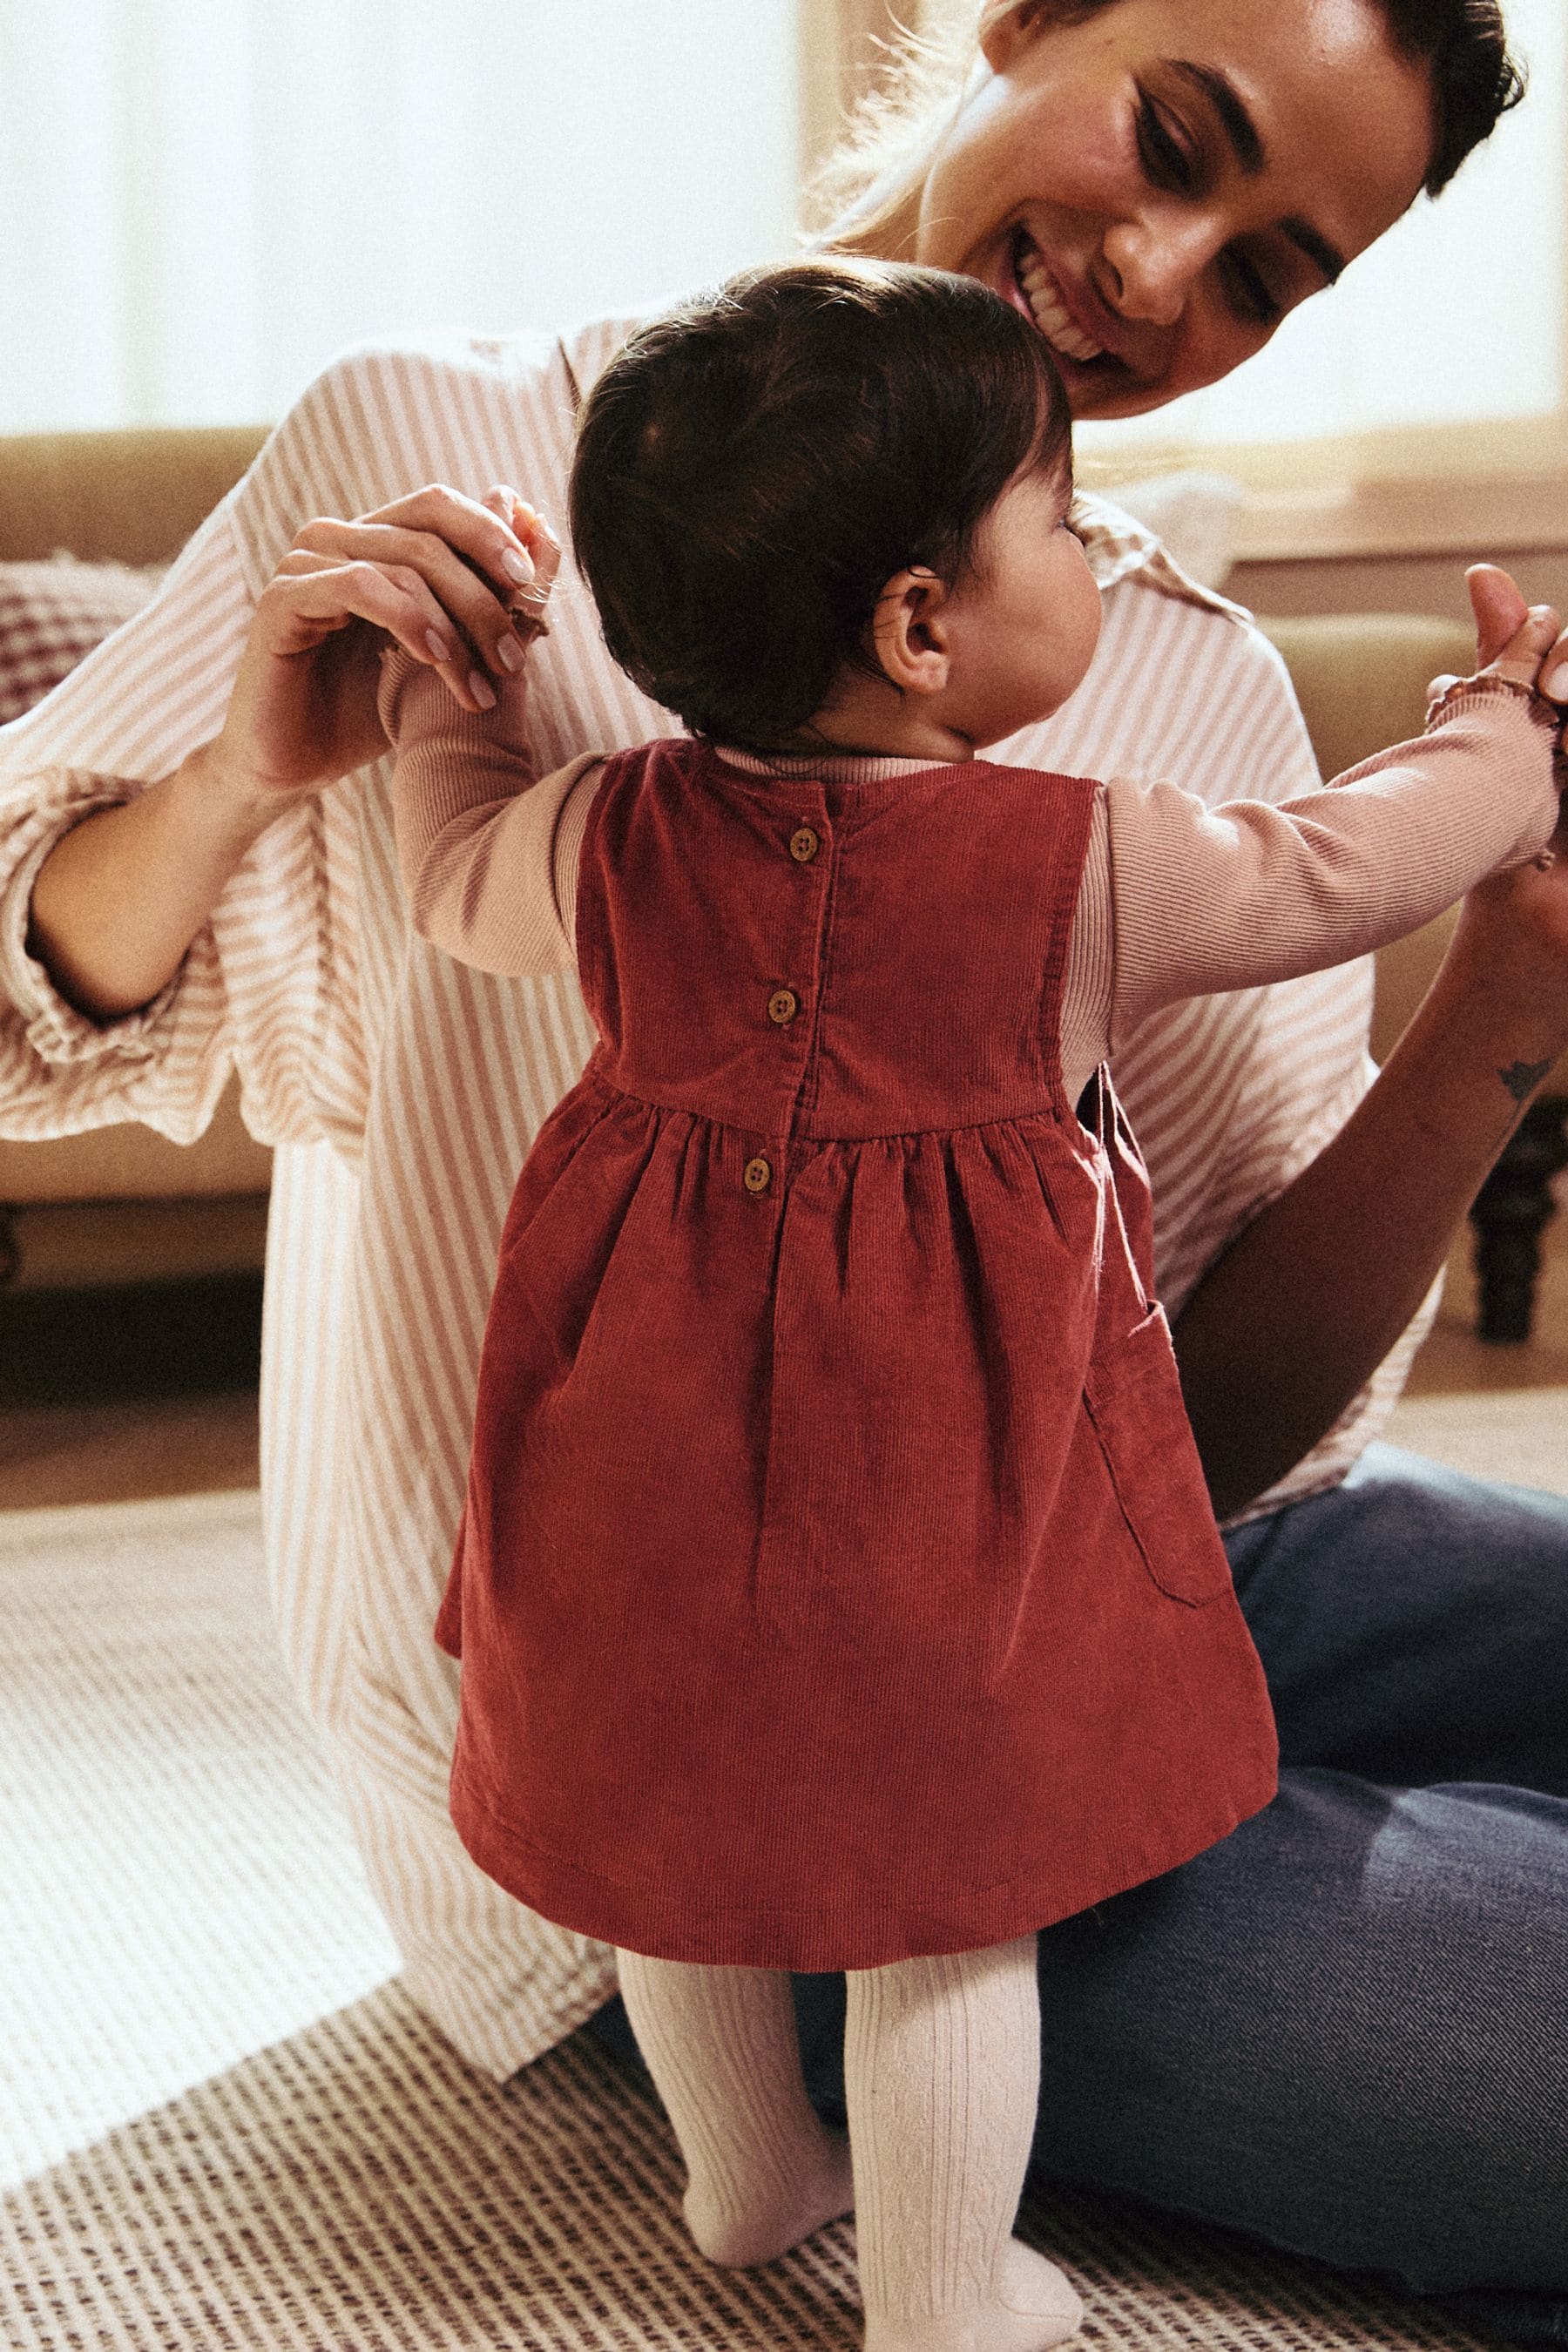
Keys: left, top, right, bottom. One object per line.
{"left": 1, "top": 0, "right": 801, "bottom": 432}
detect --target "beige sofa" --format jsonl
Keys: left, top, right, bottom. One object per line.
{"left": 1, "top": 429, "right": 1561, "bottom": 1323}
{"left": 0, "top": 429, "right": 272, "bottom": 1286}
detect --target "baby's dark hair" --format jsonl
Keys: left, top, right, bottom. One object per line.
{"left": 569, "top": 258, "right": 1072, "bottom": 747}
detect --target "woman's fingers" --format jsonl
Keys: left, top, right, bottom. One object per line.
{"left": 359, "top": 481, "right": 541, "bottom": 596}
{"left": 1493, "top": 603, "right": 1565, "bottom": 693}
{"left": 217, "top": 486, "right": 549, "bottom": 800}
{"left": 292, "top": 513, "right": 525, "bottom": 684}
{"left": 1466, "top": 562, "right": 1529, "bottom": 666}
{"left": 260, "top": 553, "right": 497, "bottom": 712}
{"left": 1468, "top": 563, "right": 1568, "bottom": 703}
{"left": 258, "top": 483, "right": 561, "bottom": 746}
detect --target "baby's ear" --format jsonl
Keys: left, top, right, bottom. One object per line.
{"left": 871, "top": 565, "right": 951, "bottom": 696}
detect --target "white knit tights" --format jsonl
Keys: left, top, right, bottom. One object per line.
{"left": 616, "top": 1937, "right": 1083, "bottom": 2351}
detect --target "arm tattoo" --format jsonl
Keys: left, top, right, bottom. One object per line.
{"left": 1498, "top": 1058, "right": 1551, "bottom": 1104}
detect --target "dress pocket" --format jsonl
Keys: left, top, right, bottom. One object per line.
{"left": 1083, "top": 1303, "right": 1233, "bottom": 1606}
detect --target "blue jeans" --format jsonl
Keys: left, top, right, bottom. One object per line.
{"left": 583, "top": 1444, "right": 1568, "bottom": 2343}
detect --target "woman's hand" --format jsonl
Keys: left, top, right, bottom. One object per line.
{"left": 27, "top": 489, "right": 561, "bottom": 1024}
{"left": 1433, "top": 562, "right": 1568, "bottom": 1078}
{"left": 206, "top": 483, "right": 554, "bottom": 808}
{"left": 1465, "top": 561, "right": 1568, "bottom": 694}
{"left": 1433, "top": 562, "right": 1568, "bottom": 701}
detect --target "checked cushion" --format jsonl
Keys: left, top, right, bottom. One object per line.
{"left": 0, "top": 555, "right": 163, "bottom": 726}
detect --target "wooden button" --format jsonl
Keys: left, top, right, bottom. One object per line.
{"left": 743, "top": 1156, "right": 773, "bottom": 1194}
{"left": 767, "top": 987, "right": 799, "bottom": 1027}
{"left": 789, "top": 825, "right": 820, "bottom": 863}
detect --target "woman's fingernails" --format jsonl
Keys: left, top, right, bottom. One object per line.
{"left": 1544, "top": 665, "right": 1568, "bottom": 700}
{"left": 469, "top": 669, "right": 497, "bottom": 709}
{"left": 496, "top": 633, "right": 524, "bottom": 673}
{"left": 426, "top": 628, "right": 454, "bottom": 664}
{"left": 502, "top": 548, "right": 535, "bottom": 585}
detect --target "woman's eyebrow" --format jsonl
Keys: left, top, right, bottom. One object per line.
{"left": 1169, "top": 60, "right": 1264, "bottom": 172}
{"left": 1168, "top": 59, "right": 1347, "bottom": 286}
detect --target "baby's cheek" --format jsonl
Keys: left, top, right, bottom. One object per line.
{"left": 1067, "top": 566, "right": 1103, "bottom": 682}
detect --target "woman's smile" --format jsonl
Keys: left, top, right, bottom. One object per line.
{"left": 984, "top": 220, "right": 1157, "bottom": 409}
{"left": 1011, "top": 230, "right": 1109, "bottom": 366}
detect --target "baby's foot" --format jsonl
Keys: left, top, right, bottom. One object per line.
{"left": 998, "top": 2240, "right": 1084, "bottom": 2344}
{"left": 863, "top": 2238, "right": 1083, "bottom": 2352}
{"left": 685, "top": 2125, "right": 854, "bottom": 2268}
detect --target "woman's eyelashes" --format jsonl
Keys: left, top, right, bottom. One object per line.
{"left": 1134, "top": 89, "right": 1195, "bottom": 192}
{"left": 1132, "top": 89, "right": 1284, "bottom": 329}
{"left": 1222, "top": 246, "right": 1285, "bottom": 328}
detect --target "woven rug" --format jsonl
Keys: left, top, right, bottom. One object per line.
{"left": 0, "top": 1484, "right": 1524, "bottom": 2351}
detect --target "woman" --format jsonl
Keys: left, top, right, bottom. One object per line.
{"left": 3, "top": 0, "right": 1565, "bottom": 2336}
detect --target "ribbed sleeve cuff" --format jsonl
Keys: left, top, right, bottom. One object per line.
{"left": 1425, "top": 670, "right": 1561, "bottom": 743}
{"left": 1419, "top": 681, "right": 1563, "bottom": 870}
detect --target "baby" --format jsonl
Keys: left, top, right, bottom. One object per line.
{"left": 381, "top": 260, "right": 1561, "bottom": 2352}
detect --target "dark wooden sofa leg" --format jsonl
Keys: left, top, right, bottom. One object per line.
{"left": 1469, "top": 1095, "right": 1568, "bottom": 1343}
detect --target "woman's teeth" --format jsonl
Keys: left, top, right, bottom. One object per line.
{"left": 1016, "top": 240, "right": 1104, "bottom": 364}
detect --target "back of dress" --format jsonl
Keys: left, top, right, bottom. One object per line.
{"left": 438, "top": 740, "right": 1279, "bottom": 1974}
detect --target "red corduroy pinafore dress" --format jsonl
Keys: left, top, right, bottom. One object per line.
{"left": 436, "top": 740, "right": 1279, "bottom": 1970}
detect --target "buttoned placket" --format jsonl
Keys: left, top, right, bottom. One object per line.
{"left": 742, "top": 793, "right": 832, "bottom": 1199}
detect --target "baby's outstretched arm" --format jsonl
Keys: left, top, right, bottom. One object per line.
{"left": 384, "top": 504, "right": 605, "bottom": 977}
{"left": 1105, "top": 589, "right": 1564, "bottom": 1044}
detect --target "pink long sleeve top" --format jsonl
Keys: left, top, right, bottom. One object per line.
{"left": 382, "top": 653, "right": 1560, "bottom": 1107}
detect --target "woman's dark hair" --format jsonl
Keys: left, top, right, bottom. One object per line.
{"left": 1370, "top": 0, "right": 1525, "bottom": 193}
{"left": 569, "top": 258, "right": 1072, "bottom": 747}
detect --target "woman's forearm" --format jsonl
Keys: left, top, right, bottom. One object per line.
{"left": 24, "top": 742, "right": 284, "bottom": 1021}
{"left": 23, "top": 491, "right": 555, "bottom": 1026}
{"left": 1174, "top": 933, "right": 1568, "bottom": 1521}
